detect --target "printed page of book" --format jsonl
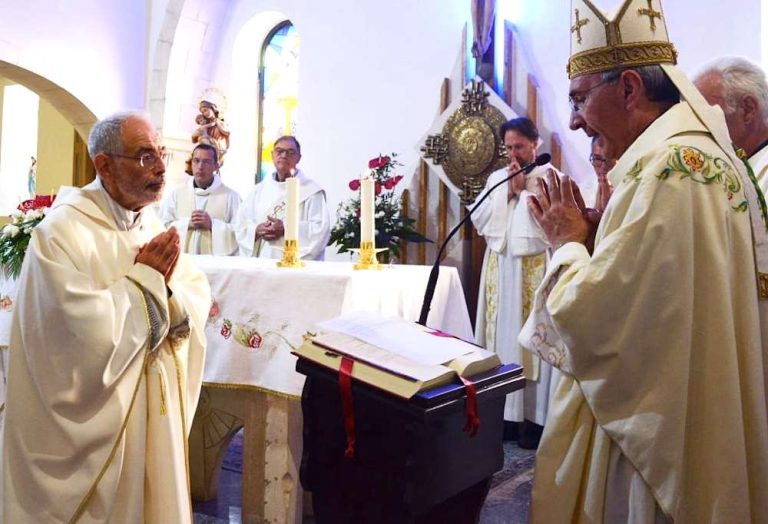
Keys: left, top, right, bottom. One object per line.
{"left": 317, "top": 311, "right": 473, "bottom": 366}
{"left": 311, "top": 332, "right": 454, "bottom": 382}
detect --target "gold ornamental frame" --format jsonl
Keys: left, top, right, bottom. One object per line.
{"left": 420, "top": 80, "right": 509, "bottom": 204}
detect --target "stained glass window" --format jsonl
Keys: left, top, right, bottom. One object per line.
{"left": 258, "top": 21, "right": 299, "bottom": 181}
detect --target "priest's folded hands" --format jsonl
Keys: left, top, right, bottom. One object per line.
{"left": 526, "top": 168, "right": 611, "bottom": 253}
{"left": 136, "top": 226, "right": 181, "bottom": 282}
{"left": 506, "top": 158, "right": 527, "bottom": 201}
{"left": 189, "top": 209, "right": 213, "bottom": 230}
{"left": 255, "top": 216, "right": 284, "bottom": 241}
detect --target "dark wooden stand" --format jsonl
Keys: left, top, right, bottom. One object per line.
{"left": 297, "top": 360, "right": 525, "bottom": 524}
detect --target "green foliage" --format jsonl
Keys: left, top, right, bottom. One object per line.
{"left": 0, "top": 207, "right": 48, "bottom": 279}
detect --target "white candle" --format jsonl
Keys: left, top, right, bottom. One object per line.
{"left": 360, "top": 177, "right": 375, "bottom": 243}
{"left": 285, "top": 176, "right": 299, "bottom": 241}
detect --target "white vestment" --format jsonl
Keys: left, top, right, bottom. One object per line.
{"left": 235, "top": 169, "right": 330, "bottom": 260}
{"left": 519, "top": 102, "right": 768, "bottom": 522}
{"left": 160, "top": 175, "right": 241, "bottom": 255}
{"left": 2, "top": 179, "right": 211, "bottom": 523}
{"left": 749, "top": 144, "right": 768, "bottom": 196}
{"left": 472, "top": 163, "right": 578, "bottom": 425}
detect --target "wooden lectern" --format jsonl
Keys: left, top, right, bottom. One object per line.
{"left": 297, "top": 359, "right": 525, "bottom": 524}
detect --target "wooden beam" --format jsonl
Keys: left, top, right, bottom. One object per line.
{"left": 504, "top": 21, "right": 515, "bottom": 107}
{"left": 438, "top": 184, "right": 449, "bottom": 245}
{"left": 550, "top": 133, "right": 563, "bottom": 171}
{"left": 418, "top": 160, "right": 428, "bottom": 265}
{"left": 527, "top": 74, "right": 538, "bottom": 126}
{"left": 440, "top": 78, "right": 451, "bottom": 111}
{"left": 399, "top": 189, "right": 410, "bottom": 262}
{"left": 461, "top": 23, "right": 468, "bottom": 83}
{"left": 438, "top": 78, "right": 451, "bottom": 245}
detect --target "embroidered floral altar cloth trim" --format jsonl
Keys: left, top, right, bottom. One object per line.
{"left": 194, "top": 256, "right": 474, "bottom": 397}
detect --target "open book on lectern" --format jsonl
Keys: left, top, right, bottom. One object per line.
{"left": 293, "top": 312, "right": 500, "bottom": 399}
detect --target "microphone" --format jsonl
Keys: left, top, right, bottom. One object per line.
{"left": 417, "top": 153, "right": 551, "bottom": 326}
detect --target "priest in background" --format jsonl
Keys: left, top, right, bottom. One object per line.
{"left": 161, "top": 143, "right": 241, "bottom": 255}
{"left": 235, "top": 136, "right": 330, "bottom": 259}
{"left": 2, "top": 111, "right": 211, "bottom": 523}
{"left": 520, "top": 0, "right": 768, "bottom": 521}
{"left": 470, "top": 117, "right": 581, "bottom": 449}
{"left": 693, "top": 56, "right": 768, "bottom": 195}
{"left": 589, "top": 135, "right": 616, "bottom": 178}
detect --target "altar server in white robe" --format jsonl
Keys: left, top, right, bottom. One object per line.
{"left": 2, "top": 111, "right": 211, "bottom": 523}
{"left": 519, "top": 1, "right": 768, "bottom": 522}
{"left": 161, "top": 143, "right": 241, "bottom": 255}
{"left": 235, "top": 135, "right": 330, "bottom": 259}
{"left": 693, "top": 56, "right": 768, "bottom": 195}
{"left": 470, "top": 117, "right": 592, "bottom": 448}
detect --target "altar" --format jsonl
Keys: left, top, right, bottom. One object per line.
{"left": 188, "top": 256, "right": 473, "bottom": 523}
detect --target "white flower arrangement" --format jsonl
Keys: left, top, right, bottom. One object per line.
{"left": 0, "top": 194, "right": 55, "bottom": 279}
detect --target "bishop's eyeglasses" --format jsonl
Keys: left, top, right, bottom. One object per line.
{"left": 568, "top": 76, "right": 618, "bottom": 113}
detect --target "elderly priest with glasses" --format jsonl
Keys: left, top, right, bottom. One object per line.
{"left": 2, "top": 111, "right": 211, "bottom": 522}
{"left": 235, "top": 135, "right": 330, "bottom": 259}
{"left": 519, "top": 0, "right": 768, "bottom": 522}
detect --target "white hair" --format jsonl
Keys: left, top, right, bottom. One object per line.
{"left": 694, "top": 57, "right": 768, "bottom": 120}
{"left": 87, "top": 110, "right": 150, "bottom": 160}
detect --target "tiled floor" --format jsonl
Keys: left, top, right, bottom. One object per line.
{"left": 192, "top": 432, "right": 534, "bottom": 524}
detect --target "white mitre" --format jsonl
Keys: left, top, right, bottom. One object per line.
{"left": 567, "top": 0, "right": 677, "bottom": 79}
{"left": 567, "top": 0, "right": 768, "bottom": 292}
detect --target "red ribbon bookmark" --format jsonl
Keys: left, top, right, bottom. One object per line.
{"left": 459, "top": 375, "right": 480, "bottom": 437}
{"left": 338, "top": 357, "right": 356, "bottom": 459}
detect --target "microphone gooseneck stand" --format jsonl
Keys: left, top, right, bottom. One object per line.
{"left": 416, "top": 153, "right": 552, "bottom": 326}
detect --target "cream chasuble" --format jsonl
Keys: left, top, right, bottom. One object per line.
{"left": 472, "top": 163, "right": 585, "bottom": 425}
{"left": 235, "top": 169, "right": 330, "bottom": 260}
{"left": 519, "top": 102, "right": 768, "bottom": 523}
{"left": 2, "top": 179, "right": 211, "bottom": 523}
{"left": 161, "top": 175, "right": 241, "bottom": 255}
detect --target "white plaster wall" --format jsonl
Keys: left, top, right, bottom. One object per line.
{"left": 0, "top": 1, "right": 147, "bottom": 117}
{"left": 4, "top": 0, "right": 759, "bottom": 247}
{"left": 505, "top": 0, "right": 762, "bottom": 180}
{"left": 167, "top": 0, "right": 471, "bottom": 250}
{"left": 163, "top": 0, "right": 231, "bottom": 139}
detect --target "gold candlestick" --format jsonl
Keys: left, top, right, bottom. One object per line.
{"left": 353, "top": 241, "right": 387, "bottom": 270}
{"left": 277, "top": 239, "right": 305, "bottom": 268}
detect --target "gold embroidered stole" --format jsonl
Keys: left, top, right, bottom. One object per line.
{"left": 521, "top": 252, "right": 546, "bottom": 381}
{"left": 484, "top": 251, "right": 500, "bottom": 352}
{"left": 177, "top": 186, "right": 228, "bottom": 255}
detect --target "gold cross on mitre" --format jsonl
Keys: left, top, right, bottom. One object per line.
{"left": 567, "top": 0, "right": 677, "bottom": 79}
{"left": 637, "top": 0, "right": 662, "bottom": 32}
{"left": 571, "top": 8, "right": 589, "bottom": 44}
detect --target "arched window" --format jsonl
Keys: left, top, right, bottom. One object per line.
{"left": 257, "top": 21, "right": 300, "bottom": 181}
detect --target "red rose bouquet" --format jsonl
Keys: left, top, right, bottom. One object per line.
{"left": 328, "top": 153, "right": 430, "bottom": 262}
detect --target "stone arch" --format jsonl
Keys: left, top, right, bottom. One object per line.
{"left": 147, "top": 0, "right": 188, "bottom": 133}
{"left": 0, "top": 61, "right": 97, "bottom": 140}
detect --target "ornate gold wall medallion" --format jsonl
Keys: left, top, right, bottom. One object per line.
{"left": 421, "top": 80, "right": 508, "bottom": 203}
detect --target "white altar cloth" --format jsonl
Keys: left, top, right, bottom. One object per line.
{"left": 0, "top": 272, "right": 18, "bottom": 347}
{"left": 194, "top": 256, "right": 474, "bottom": 397}
{"left": 0, "top": 272, "right": 17, "bottom": 431}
